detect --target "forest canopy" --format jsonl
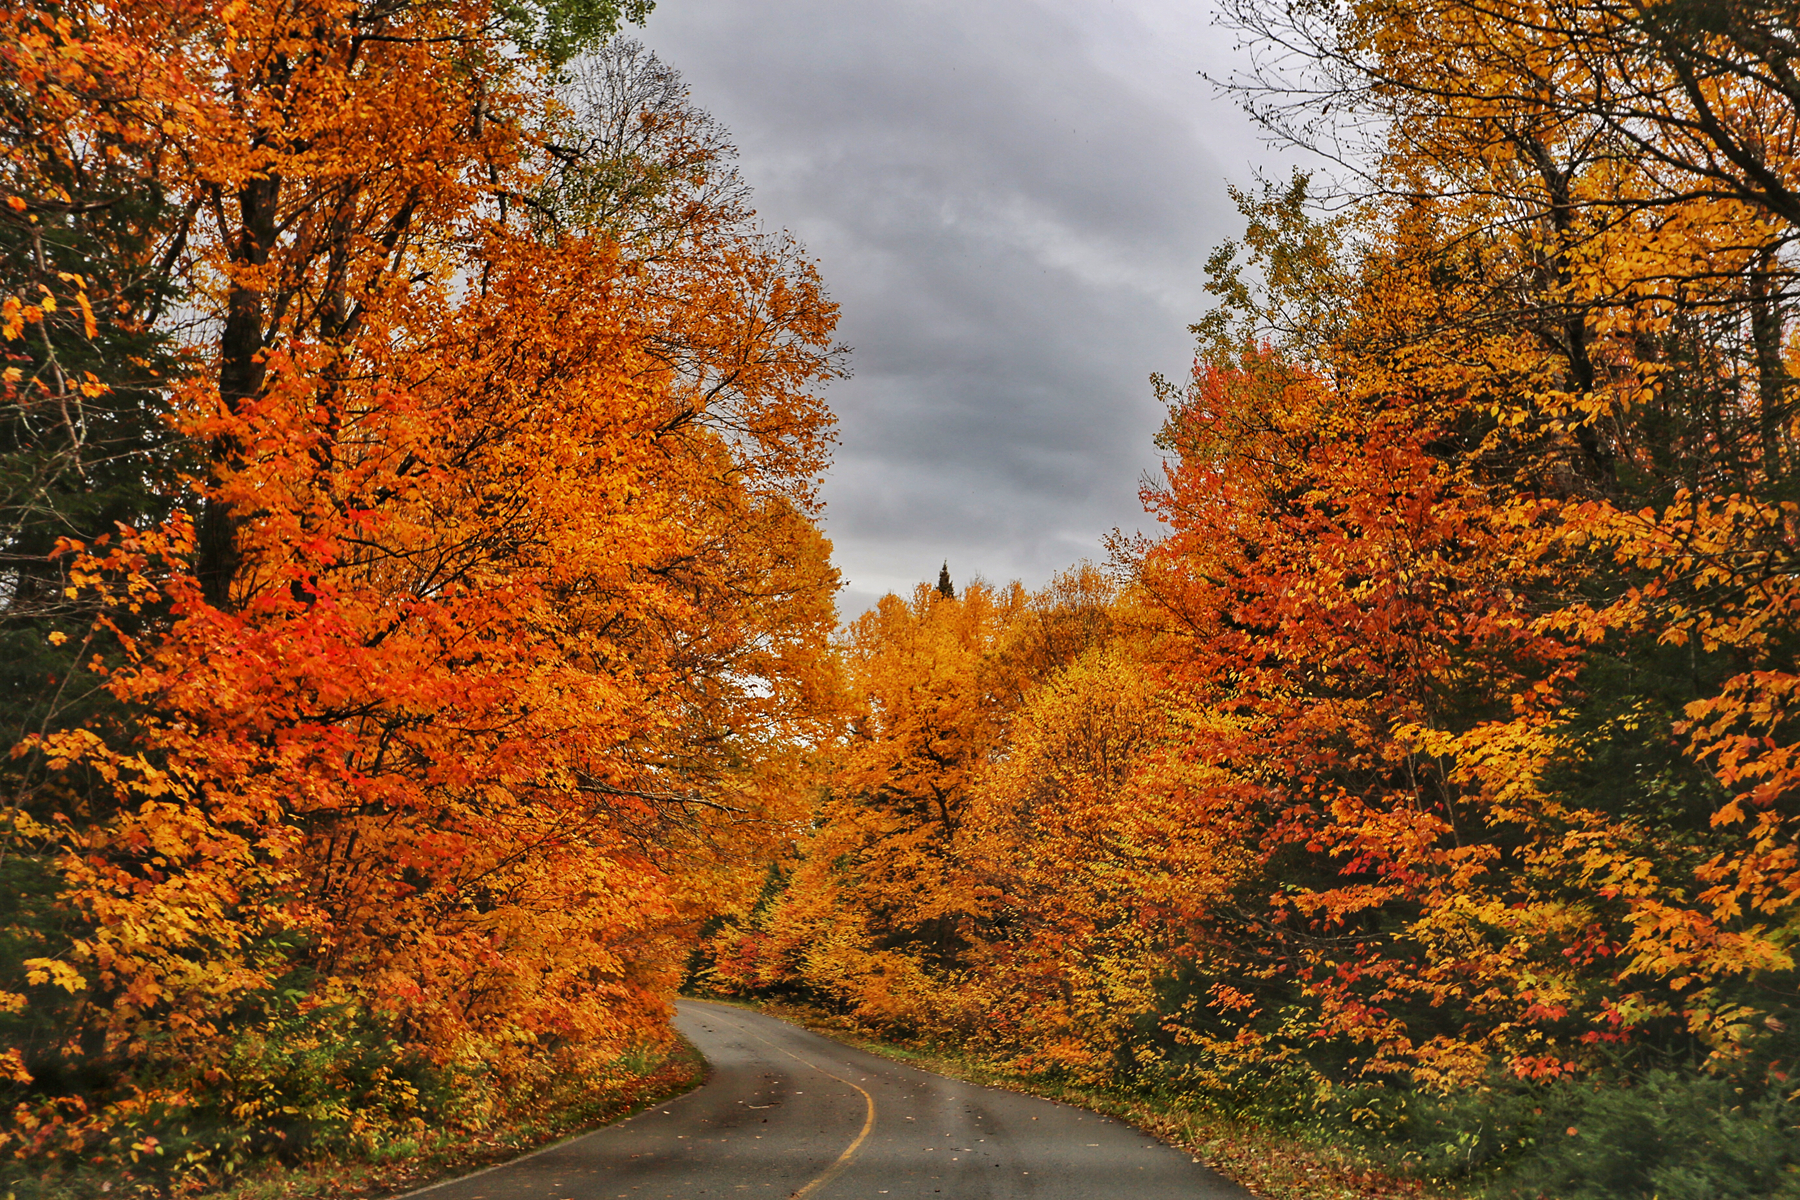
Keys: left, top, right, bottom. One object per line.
{"left": 7, "top": 0, "right": 1800, "bottom": 1196}
{"left": 698, "top": 0, "right": 1800, "bottom": 1195}
{"left": 1, "top": 2, "right": 841, "bottom": 1188}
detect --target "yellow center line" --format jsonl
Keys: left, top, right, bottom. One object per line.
{"left": 691, "top": 1002, "right": 877, "bottom": 1199}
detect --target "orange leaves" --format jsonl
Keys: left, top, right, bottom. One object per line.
{"left": 1119, "top": 328, "right": 1652, "bottom": 1088}
{"left": 1114, "top": 0, "right": 1800, "bottom": 1092}
{"left": 718, "top": 0, "right": 1800, "bottom": 1166}
{"left": 707, "top": 571, "right": 1253, "bottom": 1078}
{"left": 2, "top": 0, "right": 844, "bottom": 1179}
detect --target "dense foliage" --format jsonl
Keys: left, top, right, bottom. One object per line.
{"left": 701, "top": 0, "right": 1800, "bottom": 1193}
{"left": 0, "top": 2, "right": 840, "bottom": 1190}
{"left": 12, "top": 0, "right": 1800, "bottom": 1195}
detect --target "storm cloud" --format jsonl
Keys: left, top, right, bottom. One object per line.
{"left": 637, "top": 0, "right": 1294, "bottom": 613}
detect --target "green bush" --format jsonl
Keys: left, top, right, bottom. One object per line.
{"left": 1304, "top": 1066, "right": 1800, "bottom": 1198}
{"left": 1, "top": 992, "right": 465, "bottom": 1197}
{"left": 1492, "top": 1070, "right": 1800, "bottom": 1200}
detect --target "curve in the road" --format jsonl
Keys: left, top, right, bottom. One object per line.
{"left": 761, "top": 1023, "right": 874, "bottom": 1197}
{"left": 404, "top": 1000, "right": 1257, "bottom": 1200}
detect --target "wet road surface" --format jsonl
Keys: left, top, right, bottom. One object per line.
{"left": 406, "top": 1000, "right": 1256, "bottom": 1200}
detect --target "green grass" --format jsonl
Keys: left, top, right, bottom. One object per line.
{"left": 3, "top": 1037, "right": 707, "bottom": 1200}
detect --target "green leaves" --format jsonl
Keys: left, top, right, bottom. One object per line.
{"left": 498, "top": 0, "right": 655, "bottom": 65}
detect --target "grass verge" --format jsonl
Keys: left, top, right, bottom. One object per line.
{"left": 248, "top": 1036, "right": 706, "bottom": 1200}
{"left": 5, "top": 1037, "right": 707, "bottom": 1200}
{"left": 695, "top": 994, "right": 1468, "bottom": 1200}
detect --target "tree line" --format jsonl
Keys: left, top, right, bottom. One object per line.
{"left": 2, "top": 0, "right": 843, "bottom": 1189}
{"left": 9, "top": 0, "right": 1800, "bottom": 1195}
{"left": 700, "top": 1, "right": 1800, "bottom": 1195}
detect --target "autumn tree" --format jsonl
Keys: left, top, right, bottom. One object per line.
{"left": 1099, "top": 0, "right": 1800, "bottom": 1183}
{"left": 705, "top": 578, "right": 1019, "bottom": 1028}
{"left": 0, "top": 2, "right": 844, "bottom": 1185}
{"left": 1217, "top": 0, "right": 1800, "bottom": 1058}
{"left": 704, "top": 566, "right": 1215, "bottom": 1063}
{"left": 0, "top": 1, "right": 197, "bottom": 1128}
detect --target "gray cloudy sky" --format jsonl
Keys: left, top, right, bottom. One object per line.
{"left": 637, "top": 0, "right": 1295, "bottom": 615}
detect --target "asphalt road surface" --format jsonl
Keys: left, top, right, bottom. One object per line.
{"left": 408, "top": 1000, "right": 1256, "bottom": 1200}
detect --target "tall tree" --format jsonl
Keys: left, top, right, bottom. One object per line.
{"left": 1, "top": 4, "right": 845, "bottom": 1184}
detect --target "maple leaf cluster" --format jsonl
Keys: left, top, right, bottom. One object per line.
{"left": 0, "top": 0, "right": 841, "bottom": 1183}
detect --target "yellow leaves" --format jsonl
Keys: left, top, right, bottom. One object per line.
{"left": 0, "top": 1049, "right": 30, "bottom": 1085}
{"left": 63, "top": 275, "right": 99, "bottom": 339}
{"left": 1, "top": 276, "right": 98, "bottom": 350}
{"left": 0, "top": 4, "right": 842, "bottom": 1158}
{"left": 24, "top": 959, "right": 88, "bottom": 994}
{"left": 737, "top": 574, "right": 1249, "bottom": 1064}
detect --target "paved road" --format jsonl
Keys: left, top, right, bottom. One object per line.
{"left": 409, "top": 1000, "right": 1255, "bottom": 1200}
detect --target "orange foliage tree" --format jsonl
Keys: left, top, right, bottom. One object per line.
{"left": 707, "top": 576, "right": 1023, "bottom": 1029}
{"left": 1, "top": 2, "right": 840, "bottom": 1182}
{"left": 709, "top": 2, "right": 1800, "bottom": 1189}
{"left": 705, "top": 567, "right": 1243, "bottom": 1077}
{"left": 1121, "top": 0, "right": 1800, "bottom": 1151}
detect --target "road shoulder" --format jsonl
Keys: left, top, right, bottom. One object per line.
{"left": 690, "top": 994, "right": 1463, "bottom": 1200}
{"left": 173, "top": 1035, "right": 708, "bottom": 1200}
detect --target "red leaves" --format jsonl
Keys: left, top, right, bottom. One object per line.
{"left": 4, "top": 0, "right": 843, "bottom": 1173}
